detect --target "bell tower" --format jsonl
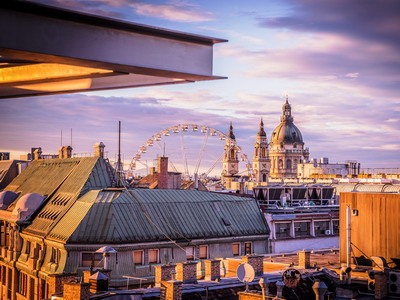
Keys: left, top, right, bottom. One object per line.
{"left": 222, "top": 122, "right": 239, "bottom": 177}
{"left": 253, "top": 118, "right": 270, "bottom": 182}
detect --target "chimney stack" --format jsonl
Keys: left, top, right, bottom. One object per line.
{"left": 93, "top": 142, "right": 106, "bottom": 158}
{"left": 33, "top": 148, "right": 42, "bottom": 160}
{"left": 158, "top": 156, "right": 169, "bottom": 189}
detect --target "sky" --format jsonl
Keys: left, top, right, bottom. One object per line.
{"left": 1, "top": 0, "right": 399, "bottom": 176}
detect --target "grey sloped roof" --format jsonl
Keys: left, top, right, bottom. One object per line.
{"left": 50, "top": 189, "right": 269, "bottom": 244}
{"left": 7, "top": 157, "right": 113, "bottom": 237}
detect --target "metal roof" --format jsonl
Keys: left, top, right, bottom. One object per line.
{"left": 49, "top": 189, "right": 270, "bottom": 244}
{"left": 5, "top": 157, "right": 113, "bottom": 236}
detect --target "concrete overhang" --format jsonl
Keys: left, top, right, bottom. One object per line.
{"left": 0, "top": 1, "right": 227, "bottom": 99}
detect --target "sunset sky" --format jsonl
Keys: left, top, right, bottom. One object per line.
{"left": 1, "top": 0, "right": 399, "bottom": 175}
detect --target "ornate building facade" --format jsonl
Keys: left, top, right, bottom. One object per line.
{"left": 222, "top": 122, "right": 240, "bottom": 178}
{"left": 269, "top": 98, "right": 309, "bottom": 178}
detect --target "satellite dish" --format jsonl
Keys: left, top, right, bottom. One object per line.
{"left": 237, "top": 263, "right": 255, "bottom": 292}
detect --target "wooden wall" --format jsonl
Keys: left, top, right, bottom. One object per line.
{"left": 339, "top": 192, "right": 400, "bottom": 265}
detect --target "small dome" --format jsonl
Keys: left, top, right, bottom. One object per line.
{"left": 270, "top": 122, "right": 303, "bottom": 144}
{"left": 12, "top": 193, "right": 44, "bottom": 221}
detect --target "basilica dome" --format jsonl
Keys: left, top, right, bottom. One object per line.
{"left": 270, "top": 98, "right": 304, "bottom": 145}
{"left": 271, "top": 122, "right": 303, "bottom": 144}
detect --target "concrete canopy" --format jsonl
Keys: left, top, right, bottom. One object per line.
{"left": 0, "top": 1, "right": 227, "bottom": 99}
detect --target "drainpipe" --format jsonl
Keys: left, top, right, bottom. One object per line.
{"left": 346, "top": 205, "right": 351, "bottom": 268}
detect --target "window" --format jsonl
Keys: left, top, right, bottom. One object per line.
{"left": 199, "top": 245, "right": 208, "bottom": 259}
{"left": 148, "top": 249, "right": 159, "bottom": 264}
{"left": 314, "top": 221, "right": 330, "bottom": 236}
{"left": 332, "top": 220, "right": 339, "bottom": 235}
{"left": 244, "top": 242, "right": 252, "bottom": 255}
{"left": 0, "top": 221, "right": 5, "bottom": 247}
{"left": 133, "top": 251, "right": 144, "bottom": 265}
{"left": 275, "top": 223, "right": 291, "bottom": 238}
{"left": 50, "top": 248, "right": 61, "bottom": 264}
{"left": 286, "top": 159, "right": 292, "bottom": 170}
{"left": 294, "top": 222, "right": 310, "bottom": 237}
{"left": 18, "top": 272, "right": 28, "bottom": 296}
{"left": 232, "top": 243, "right": 240, "bottom": 256}
{"left": 185, "top": 246, "right": 195, "bottom": 261}
{"left": 81, "top": 252, "right": 103, "bottom": 268}
{"left": 25, "top": 241, "right": 31, "bottom": 255}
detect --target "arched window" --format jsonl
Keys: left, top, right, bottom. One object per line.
{"left": 278, "top": 159, "right": 283, "bottom": 169}
{"left": 262, "top": 174, "right": 267, "bottom": 182}
{"left": 262, "top": 148, "right": 266, "bottom": 157}
{"left": 286, "top": 159, "right": 292, "bottom": 170}
{"left": 230, "top": 149, "right": 235, "bottom": 159}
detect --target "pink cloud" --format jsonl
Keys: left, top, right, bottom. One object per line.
{"left": 131, "top": 2, "right": 214, "bottom": 22}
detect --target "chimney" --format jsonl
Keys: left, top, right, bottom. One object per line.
{"left": 64, "top": 146, "right": 73, "bottom": 158}
{"left": 158, "top": 156, "right": 169, "bottom": 189}
{"left": 242, "top": 255, "right": 264, "bottom": 276}
{"left": 58, "top": 146, "right": 64, "bottom": 159}
{"left": 93, "top": 142, "right": 105, "bottom": 158}
{"left": 176, "top": 262, "right": 198, "bottom": 284}
{"left": 89, "top": 271, "right": 109, "bottom": 293}
{"left": 298, "top": 250, "right": 311, "bottom": 269}
{"left": 204, "top": 259, "right": 220, "bottom": 282}
{"left": 33, "top": 148, "right": 42, "bottom": 160}
{"left": 160, "top": 280, "right": 182, "bottom": 300}
{"left": 63, "top": 281, "right": 90, "bottom": 300}
{"left": 150, "top": 167, "right": 156, "bottom": 175}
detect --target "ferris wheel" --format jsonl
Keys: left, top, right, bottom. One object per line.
{"left": 129, "top": 123, "right": 253, "bottom": 179}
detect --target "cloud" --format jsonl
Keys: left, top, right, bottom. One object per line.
{"left": 257, "top": 0, "right": 400, "bottom": 51}
{"left": 131, "top": 1, "right": 214, "bottom": 22}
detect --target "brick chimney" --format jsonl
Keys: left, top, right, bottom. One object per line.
{"left": 63, "top": 281, "right": 90, "bottom": 300}
{"left": 176, "top": 262, "right": 198, "bottom": 284}
{"left": 204, "top": 259, "right": 221, "bottom": 282}
{"left": 158, "top": 156, "right": 169, "bottom": 189}
{"left": 155, "top": 264, "right": 176, "bottom": 287}
{"left": 33, "top": 147, "right": 42, "bottom": 160}
{"left": 58, "top": 146, "right": 73, "bottom": 159}
{"left": 298, "top": 250, "right": 311, "bottom": 269}
{"left": 160, "top": 280, "right": 182, "bottom": 300}
{"left": 242, "top": 255, "right": 264, "bottom": 276}
{"left": 93, "top": 142, "right": 106, "bottom": 158}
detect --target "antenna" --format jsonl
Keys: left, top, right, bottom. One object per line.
{"left": 163, "top": 142, "right": 166, "bottom": 157}
{"left": 61, "top": 129, "right": 63, "bottom": 146}
{"left": 117, "top": 120, "right": 122, "bottom": 187}
{"left": 237, "top": 263, "right": 255, "bottom": 292}
{"left": 70, "top": 128, "right": 73, "bottom": 148}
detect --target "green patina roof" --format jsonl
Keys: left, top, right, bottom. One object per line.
{"left": 5, "top": 157, "right": 113, "bottom": 237}
{"left": 48, "top": 189, "right": 270, "bottom": 244}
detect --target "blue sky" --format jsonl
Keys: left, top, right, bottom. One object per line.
{"left": 1, "top": 0, "right": 399, "bottom": 175}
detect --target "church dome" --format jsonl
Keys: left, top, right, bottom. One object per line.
{"left": 271, "top": 122, "right": 303, "bottom": 144}
{"left": 270, "top": 98, "right": 304, "bottom": 145}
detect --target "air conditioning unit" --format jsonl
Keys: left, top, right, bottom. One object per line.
{"left": 324, "top": 230, "right": 331, "bottom": 235}
{"left": 368, "top": 270, "right": 375, "bottom": 291}
{"left": 389, "top": 271, "right": 400, "bottom": 295}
